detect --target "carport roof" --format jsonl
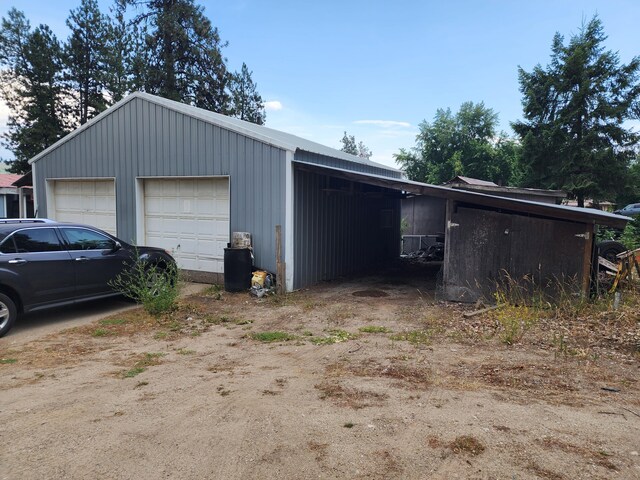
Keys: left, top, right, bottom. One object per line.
{"left": 294, "top": 161, "right": 631, "bottom": 229}
{"left": 28, "top": 92, "right": 400, "bottom": 175}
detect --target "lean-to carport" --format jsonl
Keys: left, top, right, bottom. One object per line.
{"left": 292, "top": 161, "right": 630, "bottom": 301}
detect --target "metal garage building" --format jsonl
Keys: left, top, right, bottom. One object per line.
{"left": 29, "top": 92, "right": 629, "bottom": 299}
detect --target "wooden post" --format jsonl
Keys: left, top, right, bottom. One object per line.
{"left": 276, "top": 225, "right": 285, "bottom": 294}
{"left": 581, "top": 225, "right": 595, "bottom": 297}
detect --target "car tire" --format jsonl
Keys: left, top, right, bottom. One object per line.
{"left": 0, "top": 292, "right": 18, "bottom": 338}
{"left": 597, "top": 240, "right": 627, "bottom": 264}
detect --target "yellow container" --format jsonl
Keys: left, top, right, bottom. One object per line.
{"left": 252, "top": 270, "right": 267, "bottom": 287}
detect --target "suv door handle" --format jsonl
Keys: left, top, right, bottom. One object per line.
{"left": 8, "top": 258, "right": 26, "bottom": 265}
{"left": 75, "top": 257, "right": 89, "bottom": 262}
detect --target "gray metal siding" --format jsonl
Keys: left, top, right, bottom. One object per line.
{"left": 293, "top": 168, "right": 400, "bottom": 289}
{"left": 34, "top": 97, "right": 286, "bottom": 273}
{"left": 294, "top": 150, "right": 403, "bottom": 179}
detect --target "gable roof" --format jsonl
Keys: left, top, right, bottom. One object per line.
{"left": 29, "top": 92, "right": 400, "bottom": 174}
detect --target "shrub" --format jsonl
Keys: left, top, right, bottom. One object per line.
{"left": 109, "top": 255, "right": 179, "bottom": 316}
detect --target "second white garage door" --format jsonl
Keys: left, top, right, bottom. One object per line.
{"left": 143, "top": 178, "right": 230, "bottom": 273}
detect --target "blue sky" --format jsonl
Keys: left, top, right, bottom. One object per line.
{"left": 0, "top": 0, "right": 639, "bottom": 168}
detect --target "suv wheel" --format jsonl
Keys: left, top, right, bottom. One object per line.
{"left": 0, "top": 293, "right": 17, "bottom": 337}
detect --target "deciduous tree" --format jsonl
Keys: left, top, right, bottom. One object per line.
{"left": 395, "top": 102, "right": 520, "bottom": 185}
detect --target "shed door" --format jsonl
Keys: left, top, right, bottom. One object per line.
{"left": 444, "top": 206, "right": 589, "bottom": 302}
{"left": 143, "top": 178, "right": 229, "bottom": 273}
{"left": 50, "top": 180, "right": 117, "bottom": 235}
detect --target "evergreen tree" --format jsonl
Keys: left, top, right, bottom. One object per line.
{"left": 513, "top": 16, "right": 640, "bottom": 207}
{"left": 340, "top": 131, "right": 358, "bottom": 155}
{"left": 65, "top": 0, "right": 111, "bottom": 125}
{"left": 127, "top": 0, "right": 231, "bottom": 112}
{"left": 103, "top": 0, "right": 133, "bottom": 104}
{"left": 340, "top": 131, "right": 372, "bottom": 159}
{"left": 229, "top": 63, "right": 265, "bottom": 125}
{"left": 0, "top": 10, "right": 66, "bottom": 173}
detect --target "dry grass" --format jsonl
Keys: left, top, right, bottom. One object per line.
{"left": 538, "top": 437, "right": 618, "bottom": 471}
{"left": 326, "top": 360, "right": 431, "bottom": 390}
{"left": 448, "top": 435, "right": 485, "bottom": 456}
{"left": 315, "top": 381, "right": 388, "bottom": 409}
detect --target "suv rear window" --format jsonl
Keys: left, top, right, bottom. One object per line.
{"left": 6, "top": 228, "right": 63, "bottom": 253}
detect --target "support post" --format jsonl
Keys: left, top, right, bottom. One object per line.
{"left": 276, "top": 225, "right": 285, "bottom": 295}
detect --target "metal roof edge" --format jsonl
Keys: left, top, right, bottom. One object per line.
{"left": 293, "top": 160, "right": 631, "bottom": 229}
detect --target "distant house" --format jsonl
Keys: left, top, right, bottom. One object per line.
{"left": 445, "top": 175, "right": 566, "bottom": 205}
{"left": 0, "top": 173, "right": 27, "bottom": 218}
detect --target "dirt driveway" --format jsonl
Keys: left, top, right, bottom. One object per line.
{"left": 1, "top": 270, "right": 639, "bottom": 479}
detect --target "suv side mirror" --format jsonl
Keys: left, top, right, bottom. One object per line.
{"left": 111, "top": 241, "right": 122, "bottom": 252}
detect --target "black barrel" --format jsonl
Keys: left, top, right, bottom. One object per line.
{"left": 223, "top": 248, "right": 252, "bottom": 292}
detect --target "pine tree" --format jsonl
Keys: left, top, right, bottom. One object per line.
{"left": 513, "top": 16, "right": 640, "bottom": 206}
{"left": 0, "top": 10, "right": 67, "bottom": 173}
{"left": 128, "top": 0, "right": 231, "bottom": 112}
{"left": 229, "top": 63, "right": 265, "bottom": 125}
{"left": 65, "top": 0, "right": 111, "bottom": 125}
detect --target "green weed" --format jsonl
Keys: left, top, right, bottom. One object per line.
{"left": 359, "top": 326, "right": 392, "bottom": 334}
{"left": 389, "top": 330, "right": 431, "bottom": 345}
{"left": 311, "top": 329, "right": 355, "bottom": 345}
{"left": 251, "top": 331, "right": 297, "bottom": 343}
{"left": 0, "top": 358, "right": 17, "bottom": 364}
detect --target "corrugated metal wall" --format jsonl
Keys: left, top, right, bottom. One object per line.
{"left": 293, "top": 168, "right": 400, "bottom": 289}
{"left": 295, "top": 151, "right": 403, "bottom": 179}
{"left": 33, "top": 97, "right": 286, "bottom": 273}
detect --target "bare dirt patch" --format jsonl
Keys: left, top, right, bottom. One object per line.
{"left": 1, "top": 271, "right": 639, "bottom": 479}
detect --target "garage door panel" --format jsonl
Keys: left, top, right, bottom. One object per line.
{"left": 144, "top": 178, "right": 229, "bottom": 273}
{"left": 51, "top": 180, "right": 116, "bottom": 235}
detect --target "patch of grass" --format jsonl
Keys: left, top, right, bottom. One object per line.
{"left": 359, "top": 325, "right": 392, "bottom": 334}
{"left": 202, "top": 284, "right": 224, "bottom": 300}
{"left": 315, "top": 381, "right": 388, "bottom": 409}
{"left": 311, "top": 329, "right": 355, "bottom": 345}
{"left": 251, "top": 331, "right": 297, "bottom": 343}
{"left": 121, "top": 352, "right": 166, "bottom": 379}
{"left": 99, "top": 318, "right": 127, "bottom": 326}
{"left": 449, "top": 435, "right": 485, "bottom": 456}
{"left": 234, "top": 318, "right": 253, "bottom": 325}
{"left": 0, "top": 358, "right": 17, "bottom": 364}
{"left": 153, "top": 331, "right": 168, "bottom": 340}
{"left": 302, "top": 330, "right": 314, "bottom": 336}
{"left": 123, "top": 367, "right": 145, "bottom": 378}
{"left": 92, "top": 328, "right": 115, "bottom": 337}
{"left": 176, "top": 348, "right": 195, "bottom": 355}
{"left": 389, "top": 330, "right": 431, "bottom": 345}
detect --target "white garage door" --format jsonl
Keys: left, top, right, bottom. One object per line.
{"left": 143, "top": 178, "right": 229, "bottom": 273}
{"left": 50, "top": 179, "right": 117, "bottom": 235}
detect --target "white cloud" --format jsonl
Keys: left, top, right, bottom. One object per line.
{"left": 263, "top": 100, "right": 283, "bottom": 111}
{"left": 353, "top": 119, "right": 412, "bottom": 128}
